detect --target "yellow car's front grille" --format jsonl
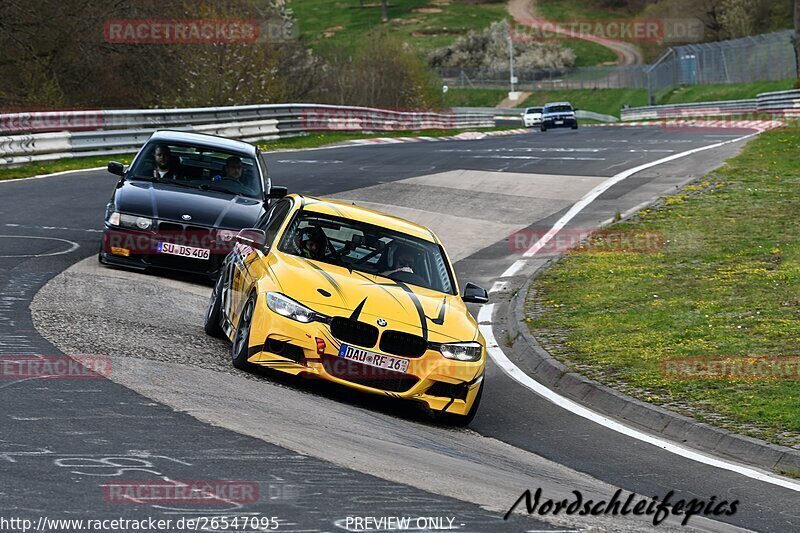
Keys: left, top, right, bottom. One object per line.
{"left": 379, "top": 330, "right": 427, "bottom": 358}
{"left": 329, "top": 317, "right": 379, "bottom": 348}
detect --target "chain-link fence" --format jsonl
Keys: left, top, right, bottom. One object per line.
{"left": 645, "top": 31, "right": 796, "bottom": 100}
{"left": 440, "top": 66, "right": 647, "bottom": 90}
{"left": 442, "top": 30, "right": 798, "bottom": 95}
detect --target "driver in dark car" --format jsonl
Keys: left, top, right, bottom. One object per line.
{"left": 152, "top": 144, "right": 181, "bottom": 179}
{"left": 213, "top": 156, "right": 244, "bottom": 182}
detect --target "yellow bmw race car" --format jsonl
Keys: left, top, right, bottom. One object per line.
{"left": 204, "top": 194, "right": 490, "bottom": 424}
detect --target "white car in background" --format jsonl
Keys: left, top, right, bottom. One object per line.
{"left": 522, "top": 107, "right": 543, "bottom": 128}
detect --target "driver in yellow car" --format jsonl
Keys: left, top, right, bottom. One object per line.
{"left": 382, "top": 245, "right": 416, "bottom": 277}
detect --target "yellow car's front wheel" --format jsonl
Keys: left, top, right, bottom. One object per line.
{"left": 204, "top": 274, "right": 225, "bottom": 339}
{"left": 232, "top": 294, "right": 256, "bottom": 371}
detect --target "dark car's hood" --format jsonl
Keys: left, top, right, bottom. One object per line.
{"left": 114, "top": 180, "right": 264, "bottom": 228}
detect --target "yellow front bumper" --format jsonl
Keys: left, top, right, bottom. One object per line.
{"left": 247, "top": 307, "right": 484, "bottom": 416}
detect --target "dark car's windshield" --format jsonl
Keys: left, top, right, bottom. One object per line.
{"left": 545, "top": 105, "right": 573, "bottom": 113}
{"left": 129, "top": 142, "right": 262, "bottom": 199}
{"left": 278, "top": 211, "right": 456, "bottom": 295}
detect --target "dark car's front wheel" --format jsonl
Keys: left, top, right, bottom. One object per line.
{"left": 232, "top": 294, "right": 257, "bottom": 371}
{"left": 204, "top": 274, "right": 226, "bottom": 339}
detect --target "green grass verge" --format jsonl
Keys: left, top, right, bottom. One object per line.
{"left": 0, "top": 155, "right": 134, "bottom": 182}
{"left": 527, "top": 127, "right": 800, "bottom": 447}
{"left": 444, "top": 89, "right": 508, "bottom": 108}
{"left": 537, "top": 0, "right": 639, "bottom": 20}
{"left": 289, "top": 0, "right": 508, "bottom": 54}
{"left": 564, "top": 40, "right": 619, "bottom": 67}
{"left": 518, "top": 88, "right": 648, "bottom": 116}
{"left": 659, "top": 80, "right": 798, "bottom": 105}
{"left": 505, "top": 80, "right": 799, "bottom": 118}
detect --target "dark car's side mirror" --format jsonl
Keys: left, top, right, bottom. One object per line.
{"left": 235, "top": 228, "right": 267, "bottom": 250}
{"left": 108, "top": 161, "right": 125, "bottom": 176}
{"left": 266, "top": 186, "right": 288, "bottom": 200}
{"left": 462, "top": 282, "right": 489, "bottom": 304}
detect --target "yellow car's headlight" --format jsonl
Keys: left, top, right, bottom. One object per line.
{"left": 439, "top": 341, "right": 482, "bottom": 362}
{"left": 266, "top": 292, "right": 315, "bottom": 323}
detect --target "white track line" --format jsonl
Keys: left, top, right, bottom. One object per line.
{"left": 0, "top": 235, "right": 80, "bottom": 257}
{"left": 0, "top": 166, "right": 105, "bottom": 184}
{"left": 521, "top": 132, "right": 760, "bottom": 258}
{"left": 484, "top": 130, "right": 800, "bottom": 492}
{"left": 479, "top": 305, "right": 800, "bottom": 492}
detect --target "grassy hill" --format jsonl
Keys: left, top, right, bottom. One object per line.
{"left": 289, "top": 0, "right": 632, "bottom": 66}
{"left": 289, "top": 0, "right": 508, "bottom": 54}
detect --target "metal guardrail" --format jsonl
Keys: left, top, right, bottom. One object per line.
{"left": 621, "top": 89, "right": 800, "bottom": 121}
{"left": 756, "top": 89, "right": 800, "bottom": 116}
{"left": 0, "top": 104, "right": 494, "bottom": 166}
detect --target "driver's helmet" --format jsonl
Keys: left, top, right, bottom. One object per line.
{"left": 391, "top": 243, "right": 416, "bottom": 271}
{"left": 296, "top": 226, "right": 327, "bottom": 260}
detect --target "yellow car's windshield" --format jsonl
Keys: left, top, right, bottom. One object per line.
{"left": 278, "top": 211, "right": 456, "bottom": 295}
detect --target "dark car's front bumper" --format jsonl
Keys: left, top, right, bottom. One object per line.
{"left": 542, "top": 116, "right": 578, "bottom": 129}
{"left": 99, "top": 226, "right": 232, "bottom": 278}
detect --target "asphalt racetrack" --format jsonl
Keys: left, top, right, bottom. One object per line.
{"left": 2, "top": 125, "right": 798, "bottom": 532}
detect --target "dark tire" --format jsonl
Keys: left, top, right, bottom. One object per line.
{"left": 572, "top": 123, "right": 579, "bottom": 130}
{"left": 435, "top": 381, "right": 483, "bottom": 427}
{"left": 204, "top": 274, "right": 226, "bottom": 339}
{"left": 540, "top": 125, "right": 546, "bottom": 132}
{"left": 231, "top": 294, "right": 257, "bottom": 371}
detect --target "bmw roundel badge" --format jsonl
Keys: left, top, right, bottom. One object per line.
{"left": 377, "top": 318, "right": 387, "bottom": 327}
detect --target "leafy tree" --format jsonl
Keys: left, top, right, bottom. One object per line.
{"left": 315, "top": 31, "right": 441, "bottom": 109}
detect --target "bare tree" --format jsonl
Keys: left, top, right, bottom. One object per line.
{"left": 381, "top": 0, "right": 388, "bottom": 22}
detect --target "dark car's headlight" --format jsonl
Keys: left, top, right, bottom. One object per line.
{"left": 266, "top": 292, "right": 316, "bottom": 323}
{"left": 439, "top": 341, "right": 483, "bottom": 362}
{"left": 107, "top": 211, "right": 153, "bottom": 231}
